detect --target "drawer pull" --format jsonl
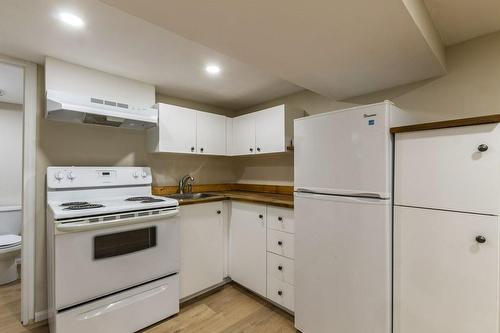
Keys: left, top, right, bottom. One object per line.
{"left": 277, "top": 241, "right": 283, "bottom": 246}
{"left": 277, "top": 290, "right": 283, "bottom": 296}
{"left": 278, "top": 216, "right": 283, "bottom": 222}
{"left": 478, "top": 144, "right": 488, "bottom": 152}
{"left": 259, "top": 214, "right": 263, "bottom": 219}
{"left": 476, "top": 235, "right": 486, "bottom": 244}
{"left": 216, "top": 210, "right": 221, "bottom": 214}
{"left": 278, "top": 265, "right": 283, "bottom": 271}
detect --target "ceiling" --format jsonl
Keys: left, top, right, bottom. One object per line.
{"left": 0, "top": 0, "right": 301, "bottom": 110}
{"left": 101, "top": 0, "right": 447, "bottom": 100}
{"left": 0, "top": 63, "right": 23, "bottom": 105}
{"left": 423, "top": 0, "right": 500, "bottom": 45}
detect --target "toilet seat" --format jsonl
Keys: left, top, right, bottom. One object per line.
{"left": 0, "top": 234, "right": 21, "bottom": 249}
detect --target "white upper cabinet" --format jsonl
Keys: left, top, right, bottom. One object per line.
{"left": 395, "top": 123, "right": 500, "bottom": 215}
{"left": 232, "top": 104, "right": 304, "bottom": 156}
{"left": 196, "top": 111, "right": 226, "bottom": 155}
{"left": 148, "top": 103, "right": 303, "bottom": 156}
{"left": 232, "top": 113, "right": 256, "bottom": 155}
{"left": 147, "top": 103, "right": 197, "bottom": 154}
{"left": 255, "top": 105, "right": 285, "bottom": 154}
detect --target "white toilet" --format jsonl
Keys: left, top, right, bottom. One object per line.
{"left": 0, "top": 205, "right": 22, "bottom": 285}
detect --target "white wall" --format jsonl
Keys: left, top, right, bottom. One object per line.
{"left": 0, "top": 103, "right": 23, "bottom": 205}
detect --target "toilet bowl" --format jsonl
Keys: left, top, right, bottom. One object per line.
{"left": 0, "top": 206, "right": 22, "bottom": 285}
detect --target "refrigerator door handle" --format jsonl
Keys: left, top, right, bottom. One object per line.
{"left": 295, "top": 188, "right": 388, "bottom": 200}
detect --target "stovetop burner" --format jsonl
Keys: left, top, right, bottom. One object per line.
{"left": 60, "top": 201, "right": 89, "bottom": 207}
{"left": 125, "top": 196, "right": 154, "bottom": 201}
{"left": 64, "top": 203, "right": 105, "bottom": 210}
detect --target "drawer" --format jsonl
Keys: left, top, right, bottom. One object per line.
{"left": 267, "top": 229, "right": 295, "bottom": 259}
{"left": 395, "top": 123, "right": 500, "bottom": 215}
{"left": 267, "top": 275, "right": 294, "bottom": 312}
{"left": 267, "top": 206, "right": 294, "bottom": 234}
{"left": 267, "top": 252, "right": 294, "bottom": 285}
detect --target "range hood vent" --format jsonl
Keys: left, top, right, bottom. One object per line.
{"left": 46, "top": 90, "right": 158, "bottom": 130}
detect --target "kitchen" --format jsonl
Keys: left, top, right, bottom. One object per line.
{"left": 0, "top": 1, "right": 499, "bottom": 333}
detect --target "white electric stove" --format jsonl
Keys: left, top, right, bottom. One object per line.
{"left": 46, "top": 167, "right": 180, "bottom": 333}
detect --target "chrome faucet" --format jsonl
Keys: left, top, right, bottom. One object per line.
{"left": 179, "top": 175, "right": 194, "bottom": 194}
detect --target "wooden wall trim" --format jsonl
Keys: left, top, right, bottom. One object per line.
{"left": 390, "top": 114, "right": 500, "bottom": 133}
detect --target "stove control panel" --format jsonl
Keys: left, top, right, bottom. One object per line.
{"left": 47, "top": 167, "right": 152, "bottom": 189}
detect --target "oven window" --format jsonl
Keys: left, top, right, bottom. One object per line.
{"left": 93, "top": 227, "right": 157, "bottom": 260}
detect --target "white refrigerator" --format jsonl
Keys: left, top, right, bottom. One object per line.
{"left": 294, "top": 101, "right": 408, "bottom": 333}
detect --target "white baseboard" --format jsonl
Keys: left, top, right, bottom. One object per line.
{"left": 34, "top": 310, "right": 47, "bottom": 322}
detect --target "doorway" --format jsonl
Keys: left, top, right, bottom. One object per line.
{"left": 0, "top": 56, "right": 37, "bottom": 325}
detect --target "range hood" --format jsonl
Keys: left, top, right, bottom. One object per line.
{"left": 46, "top": 89, "right": 157, "bottom": 129}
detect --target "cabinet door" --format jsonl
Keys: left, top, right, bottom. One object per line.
{"left": 158, "top": 104, "right": 197, "bottom": 154}
{"left": 196, "top": 112, "right": 227, "bottom": 155}
{"left": 232, "top": 113, "right": 255, "bottom": 155}
{"left": 394, "top": 206, "right": 499, "bottom": 333}
{"left": 229, "top": 202, "right": 266, "bottom": 296}
{"left": 255, "top": 105, "right": 285, "bottom": 154}
{"left": 395, "top": 123, "right": 500, "bottom": 215}
{"left": 180, "top": 202, "right": 224, "bottom": 299}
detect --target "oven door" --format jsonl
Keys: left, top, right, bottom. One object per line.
{"left": 54, "top": 216, "right": 179, "bottom": 310}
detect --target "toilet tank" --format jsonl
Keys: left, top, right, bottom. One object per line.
{"left": 0, "top": 206, "right": 22, "bottom": 235}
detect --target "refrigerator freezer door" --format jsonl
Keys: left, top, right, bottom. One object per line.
{"left": 294, "top": 192, "right": 392, "bottom": 333}
{"left": 294, "top": 103, "right": 392, "bottom": 198}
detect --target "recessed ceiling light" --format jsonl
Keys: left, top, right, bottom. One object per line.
{"left": 205, "top": 65, "right": 221, "bottom": 75}
{"left": 58, "top": 12, "right": 85, "bottom": 28}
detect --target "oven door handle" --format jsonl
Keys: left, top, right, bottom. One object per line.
{"left": 55, "top": 209, "right": 179, "bottom": 233}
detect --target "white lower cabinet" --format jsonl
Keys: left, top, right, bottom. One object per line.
{"left": 180, "top": 202, "right": 225, "bottom": 299}
{"left": 394, "top": 206, "right": 499, "bottom": 333}
{"left": 229, "top": 201, "right": 267, "bottom": 297}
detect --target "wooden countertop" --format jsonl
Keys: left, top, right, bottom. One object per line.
{"left": 153, "top": 184, "right": 294, "bottom": 208}
{"left": 390, "top": 114, "right": 500, "bottom": 133}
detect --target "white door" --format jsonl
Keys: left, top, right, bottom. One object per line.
{"left": 294, "top": 103, "right": 392, "bottom": 197}
{"left": 294, "top": 192, "right": 392, "bottom": 333}
{"left": 158, "top": 104, "right": 197, "bottom": 154}
{"left": 232, "top": 113, "right": 255, "bottom": 155}
{"left": 229, "top": 201, "right": 266, "bottom": 296}
{"left": 179, "top": 202, "right": 224, "bottom": 299}
{"left": 255, "top": 105, "right": 285, "bottom": 154}
{"left": 394, "top": 206, "right": 499, "bottom": 333}
{"left": 395, "top": 123, "right": 500, "bottom": 215}
{"left": 196, "top": 111, "right": 227, "bottom": 155}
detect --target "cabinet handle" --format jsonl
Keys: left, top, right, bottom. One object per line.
{"left": 216, "top": 210, "right": 221, "bottom": 215}
{"left": 200, "top": 147, "right": 204, "bottom": 153}
{"left": 278, "top": 265, "right": 283, "bottom": 271}
{"left": 476, "top": 235, "right": 486, "bottom": 244}
{"left": 277, "top": 290, "right": 283, "bottom": 296}
{"left": 190, "top": 147, "right": 195, "bottom": 152}
{"left": 257, "top": 147, "right": 261, "bottom": 152}
{"left": 278, "top": 240, "right": 283, "bottom": 246}
{"left": 259, "top": 214, "right": 263, "bottom": 219}
{"left": 278, "top": 216, "right": 283, "bottom": 222}
{"left": 478, "top": 144, "right": 488, "bottom": 152}
{"left": 249, "top": 148, "right": 254, "bottom": 152}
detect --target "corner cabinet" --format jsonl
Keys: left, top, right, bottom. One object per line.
{"left": 147, "top": 103, "right": 227, "bottom": 155}
{"left": 229, "top": 105, "right": 304, "bottom": 156}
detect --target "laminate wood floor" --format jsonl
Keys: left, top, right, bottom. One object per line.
{"left": 1, "top": 281, "right": 297, "bottom": 333}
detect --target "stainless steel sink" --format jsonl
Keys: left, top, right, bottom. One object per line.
{"left": 166, "top": 193, "right": 219, "bottom": 200}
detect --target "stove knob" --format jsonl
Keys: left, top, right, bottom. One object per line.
{"left": 67, "top": 171, "right": 75, "bottom": 181}
{"left": 54, "top": 171, "right": 65, "bottom": 181}
{"left": 141, "top": 171, "right": 148, "bottom": 178}
{"left": 132, "top": 171, "right": 139, "bottom": 179}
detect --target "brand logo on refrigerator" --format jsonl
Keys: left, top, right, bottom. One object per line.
{"left": 363, "top": 113, "right": 376, "bottom": 126}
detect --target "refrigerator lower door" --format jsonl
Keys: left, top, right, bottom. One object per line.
{"left": 294, "top": 192, "right": 391, "bottom": 333}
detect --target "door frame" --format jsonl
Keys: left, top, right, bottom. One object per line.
{"left": 0, "top": 54, "right": 38, "bottom": 325}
